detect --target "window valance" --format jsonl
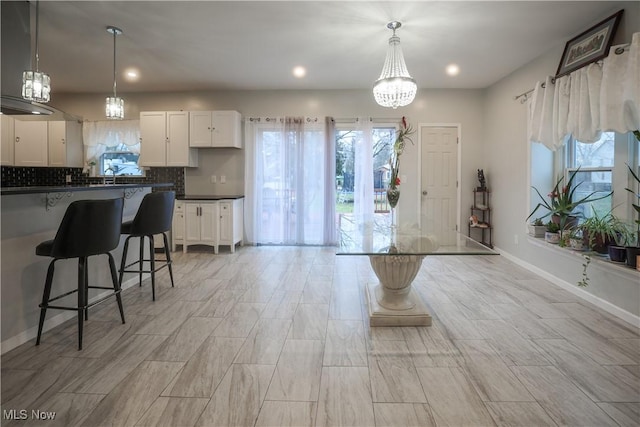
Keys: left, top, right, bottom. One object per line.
{"left": 528, "top": 32, "right": 639, "bottom": 150}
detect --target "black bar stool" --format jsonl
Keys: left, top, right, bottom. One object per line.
{"left": 36, "top": 198, "right": 125, "bottom": 350}
{"left": 119, "top": 191, "right": 175, "bottom": 301}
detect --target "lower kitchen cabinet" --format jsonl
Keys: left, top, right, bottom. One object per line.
{"left": 172, "top": 198, "right": 243, "bottom": 254}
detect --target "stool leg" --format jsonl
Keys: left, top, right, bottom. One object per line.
{"left": 149, "top": 235, "right": 156, "bottom": 301}
{"left": 84, "top": 258, "right": 89, "bottom": 321}
{"left": 119, "top": 236, "right": 131, "bottom": 288}
{"left": 108, "top": 253, "right": 126, "bottom": 325}
{"left": 77, "top": 257, "right": 87, "bottom": 351}
{"left": 36, "top": 260, "right": 56, "bottom": 346}
{"left": 139, "top": 236, "right": 144, "bottom": 287}
{"left": 162, "top": 232, "right": 174, "bottom": 288}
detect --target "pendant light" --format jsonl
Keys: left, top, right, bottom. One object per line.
{"left": 373, "top": 21, "right": 417, "bottom": 109}
{"left": 105, "top": 25, "right": 124, "bottom": 119}
{"left": 22, "top": 0, "right": 51, "bottom": 103}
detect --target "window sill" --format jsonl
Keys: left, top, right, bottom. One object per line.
{"left": 526, "top": 235, "right": 640, "bottom": 281}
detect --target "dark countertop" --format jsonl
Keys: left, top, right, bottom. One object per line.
{"left": 177, "top": 195, "right": 244, "bottom": 200}
{"left": 1, "top": 183, "right": 173, "bottom": 196}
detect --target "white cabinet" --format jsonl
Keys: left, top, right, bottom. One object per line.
{"left": 140, "top": 111, "right": 198, "bottom": 167}
{"left": 189, "top": 110, "right": 242, "bottom": 148}
{"left": 184, "top": 201, "right": 219, "bottom": 253}
{"left": 47, "top": 121, "right": 83, "bottom": 167}
{"left": 175, "top": 198, "right": 244, "bottom": 254}
{"left": 219, "top": 199, "right": 244, "bottom": 253}
{"left": 14, "top": 120, "right": 48, "bottom": 167}
{"left": 1, "top": 115, "right": 14, "bottom": 165}
{"left": 172, "top": 200, "right": 185, "bottom": 251}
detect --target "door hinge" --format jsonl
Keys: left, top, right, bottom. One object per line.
{"left": 455, "top": 224, "right": 458, "bottom": 231}
{"left": 457, "top": 137, "right": 459, "bottom": 144}
{"left": 456, "top": 181, "right": 458, "bottom": 188}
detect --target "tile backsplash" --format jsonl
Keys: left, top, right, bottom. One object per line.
{"left": 1, "top": 166, "right": 185, "bottom": 195}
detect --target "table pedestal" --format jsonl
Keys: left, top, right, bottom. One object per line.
{"left": 366, "top": 255, "right": 432, "bottom": 326}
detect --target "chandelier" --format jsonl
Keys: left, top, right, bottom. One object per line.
{"left": 22, "top": 0, "right": 51, "bottom": 103}
{"left": 105, "top": 26, "right": 124, "bottom": 119}
{"left": 373, "top": 21, "right": 417, "bottom": 109}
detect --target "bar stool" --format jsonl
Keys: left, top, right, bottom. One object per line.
{"left": 36, "top": 198, "right": 125, "bottom": 350}
{"left": 119, "top": 191, "right": 175, "bottom": 301}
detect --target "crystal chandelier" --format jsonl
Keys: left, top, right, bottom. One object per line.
{"left": 373, "top": 21, "right": 417, "bottom": 109}
{"left": 105, "top": 26, "right": 124, "bottom": 119}
{"left": 22, "top": 0, "right": 51, "bottom": 103}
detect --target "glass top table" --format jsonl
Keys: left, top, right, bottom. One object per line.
{"left": 336, "top": 216, "right": 498, "bottom": 326}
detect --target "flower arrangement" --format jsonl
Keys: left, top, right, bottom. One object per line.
{"left": 527, "top": 167, "right": 612, "bottom": 231}
{"left": 388, "top": 116, "right": 414, "bottom": 190}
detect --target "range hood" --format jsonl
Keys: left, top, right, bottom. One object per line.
{"left": 1, "top": 1, "right": 54, "bottom": 115}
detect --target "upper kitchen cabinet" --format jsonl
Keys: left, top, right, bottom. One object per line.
{"left": 1, "top": 115, "right": 14, "bottom": 165}
{"left": 139, "top": 111, "right": 198, "bottom": 167}
{"left": 189, "top": 110, "right": 242, "bottom": 148}
{"left": 13, "top": 120, "right": 48, "bottom": 167}
{"left": 48, "top": 121, "right": 83, "bottom": 168}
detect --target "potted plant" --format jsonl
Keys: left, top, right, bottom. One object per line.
{"left": 527, "top": 167, "right": 612, "bottom": 234}
{"left": 528, "top": 217, "right": 546, "bottom": 237}
{"left": 580, "top": 209, "right": 619, "bottom": 254}
{"left": 609, "top": 221, "right": 633, "bottom": 263}
{"left": 568, "top": 227, "right": 585, "bottom": 250}
{"left": 626, "top": 164, "right": 640, "bottom": 268}
{"left": 545, "top": 221, "right": 561, "bottom": 244}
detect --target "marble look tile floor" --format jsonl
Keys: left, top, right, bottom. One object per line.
{"left": 1, "top": 246, "right": 639, "bottom": 427}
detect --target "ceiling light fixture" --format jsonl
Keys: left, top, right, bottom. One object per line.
{"left": 22, "top": 0, "right": 51, "bottom": 103}
{"left": 105, "top": 25, "right": 124, "bottom": 120}
{"left": 373, "top": 21, "right": 416, "bottom": 109}
{"left": 446, "top": 64, "right": 460, "bottom": 76}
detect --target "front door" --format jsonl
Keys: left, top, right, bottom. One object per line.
{"left": 420, "top": 126, "right": 459, "bottom": 245}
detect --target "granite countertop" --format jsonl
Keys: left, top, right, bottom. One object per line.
{"left": 1, "top": 183, "right": 173, "bottom": 196}
{"left": 177, "top": 195, "right": 244, "bottom": 200}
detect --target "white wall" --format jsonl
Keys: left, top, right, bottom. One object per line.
{"left": 54, "top": 88, "right": 486, "bottom": 228}
{"left": 483, "top": 3, "right": 640, "bottom": 320}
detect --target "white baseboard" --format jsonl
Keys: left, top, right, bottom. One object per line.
{"left": 496, "top": 246, "right": 640, "bottom": 328}
{"left": 1, "top": 275, "right": 147, "bottom": 355}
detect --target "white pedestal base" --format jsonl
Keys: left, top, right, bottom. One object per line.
{"left": 366, "top": 283, "right": 432, "bottom": 327}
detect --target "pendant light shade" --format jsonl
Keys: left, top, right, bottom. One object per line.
{"left": 22, "top": 0, "right": 51, "bottom": 103}
{"left": 373, "top": 21, "right": 417, "bottom": 109}
{"left": 105, "top": 26, "right": 124, "bottom": 120}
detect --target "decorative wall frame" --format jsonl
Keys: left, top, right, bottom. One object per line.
{"left": 555, "top": 9, "right": 623, "bottom": 78}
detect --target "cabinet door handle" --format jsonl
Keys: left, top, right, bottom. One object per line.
{"left": 15, "top": 137, "right": 20, "bottom": 143}
{"left": 61, "top": 138, "right": 65, "bottom": 144}
{"left": 166, "top": 137, "right": 169, "bottom": 143}
{"left": 422, "top": 190, "right": 428, "bottom": 195}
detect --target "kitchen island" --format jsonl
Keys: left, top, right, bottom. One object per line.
{"left": 1, "top": 183, "right": 172, "bottom": 352}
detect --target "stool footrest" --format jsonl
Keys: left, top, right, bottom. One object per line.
{"left": 41, "top": 289, "right": 121, "bottom": 311}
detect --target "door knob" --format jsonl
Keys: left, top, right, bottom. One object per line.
{"left": 422, "top": 190, "right": 428, "bottom": 195}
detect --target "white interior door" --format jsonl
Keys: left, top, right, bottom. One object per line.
{"left": 420, "top": 126, "right": 459, "bottom": 245}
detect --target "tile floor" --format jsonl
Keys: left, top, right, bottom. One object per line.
{"left": 1, "top": 246, "right": 639, "bottom": 427}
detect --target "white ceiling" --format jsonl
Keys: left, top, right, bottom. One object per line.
{"left": 31, "top": 1, "right": 632, "bottom": 95}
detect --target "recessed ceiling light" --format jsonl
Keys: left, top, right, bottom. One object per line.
{"left": 124, "top": 68, "right": 140, "bottom": 81}
{"left": 446, "top": 64, "right": 460, "bottom": 76}
{"left": 292, "top": 66, "right": 306, "bottom": 78}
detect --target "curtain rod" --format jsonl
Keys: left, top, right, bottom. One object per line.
{"left": 513, "top": 41, "right": 631, "bottom": 104}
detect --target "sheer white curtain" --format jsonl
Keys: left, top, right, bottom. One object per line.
{"left": 528, "top": 32, "right": 639, "bottom": 149}
{"left": 353, "top": 117, "right": 374, "bottom": 222}
{"left": 244, "top": 116, "right": 336, "bottom": 245}
{"left": 82, "top": 120, "right": 140, "bottom": 166}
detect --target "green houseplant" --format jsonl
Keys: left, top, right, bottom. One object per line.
{"left": 528, "top": 217, "right": 546, "bottom": 237}
{"left": 580, "top": 209, "right": 620, "bottom": 254}
{"left": 527, "top": 167, "right": 612, "bottom": 233}
{"left": 544, "top": 221, "right": 561, "bottom": 244}
{"left": 626, "top": 164, "right": 640, "bottom": 268}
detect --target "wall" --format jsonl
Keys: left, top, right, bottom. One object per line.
{"left": 483, "top": 3, "right": 640, "bottom": 321}
{"left": 53, "top": 88, "right": 486, "bottom": 228}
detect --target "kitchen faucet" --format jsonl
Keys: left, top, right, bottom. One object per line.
{"left": 103, "top": 166, "right": 116, "bottom": 185}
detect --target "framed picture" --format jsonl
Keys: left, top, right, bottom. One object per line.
{"left": 555, "top": 9, "right": 623, "bottom": 78}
